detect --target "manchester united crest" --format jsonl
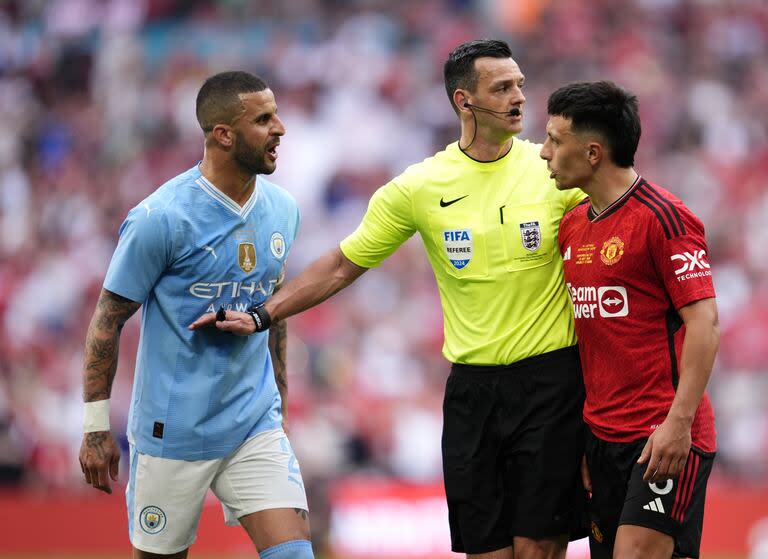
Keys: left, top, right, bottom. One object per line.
{"left": 519, "top": 221, "right": 541, "bottom": 252}
{"left": 600, "top": 236, "right": 624, "bottom": 266}
{"left": 591, "top": 520, "right": 604, "bottom": 543}
{"left": 238, "top": 242, "right": 256, "bottom": 272}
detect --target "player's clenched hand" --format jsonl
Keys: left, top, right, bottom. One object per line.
{"left": 79, "top": 431, "right": 120, "bottom": 494}
{"left": 188, "top": 310, "right": 255, "bottom": 336}
{"left": 637, "top": 416, "right": 691, "bottom": 483}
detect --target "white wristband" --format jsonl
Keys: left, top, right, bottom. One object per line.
{"left": 83, "top": 399, "right": 110, "bottom": 433}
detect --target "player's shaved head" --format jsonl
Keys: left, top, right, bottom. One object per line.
{"left": 196, "top": 71, "right": 269, "bottom": 133}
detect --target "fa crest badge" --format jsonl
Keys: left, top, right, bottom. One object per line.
{"left": 519, "top": 221, "right": 541, "bottom": 252}
{"left": 238, "top": 242, "right": 256, "bottom": 272}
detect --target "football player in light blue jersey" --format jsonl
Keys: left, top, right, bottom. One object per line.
{"left": 79, "top": 71, "right": 314, "bottom": 559}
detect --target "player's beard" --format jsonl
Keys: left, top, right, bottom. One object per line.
{"left": 233, "top": 131, "right": 275, "bottom": 175}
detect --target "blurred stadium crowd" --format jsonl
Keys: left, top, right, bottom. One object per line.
{"left": 0, "top": 0, "right": 766, "bottom": 535}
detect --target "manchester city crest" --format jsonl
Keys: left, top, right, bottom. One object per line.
{"left": 519, "top": 221, "right": 541, "bottom": 252}
{"left": 270, "top": 232, "right": 286, "bottom": 259}
{"left": 139, "top": 505, "right": 167, "bottom": 534}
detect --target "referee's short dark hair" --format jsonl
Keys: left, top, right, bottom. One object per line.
{"left": 547, "top": 80, "right": 641, "bottom": 167}
{"left": 444, "top": 39, "right": 513, "bottom": 114}
{"left": 196, "top": 71, "right": 269, "bottom": 133}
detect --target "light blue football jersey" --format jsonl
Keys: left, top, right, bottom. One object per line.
{"left": 104, "top": 165, "right": 300, "bottom": 460}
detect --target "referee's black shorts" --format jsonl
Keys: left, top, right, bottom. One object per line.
{"left": 442, "top": 345, "right": 588, "bottom": 554}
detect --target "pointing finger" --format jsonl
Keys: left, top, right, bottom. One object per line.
{"left": 188, "top": 313, "right": 217, "bottom": 330}
{"left": 637, "top": 438, "right": 652, "bottom": 465}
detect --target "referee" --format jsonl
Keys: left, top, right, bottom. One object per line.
{"left": 191, "top": 39, "right": 587, "bottom": 559}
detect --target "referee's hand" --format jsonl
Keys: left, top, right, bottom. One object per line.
{"left": 188, "top": 309, "right": 255, "bottom": 335}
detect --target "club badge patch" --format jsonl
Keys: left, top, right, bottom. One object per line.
{"left": 600, "top": 236, "right": 625, "bottom": 266}
{"left": 443, "top": 229, "right": 473, "bottom": 269}
{"left": 519, "top": 221, "right": 541, "bottom": 252}
{"left": 140, "top": 505, "right": 167, "bottom": 534}
{"left": 270, "top": 232, "right": 286, "bottom": 259}
{"left": 238, "top": 242, "right": 256, "bottom": 272}
{"left": 591, "top": 520, "right": 604, "bottom": 543}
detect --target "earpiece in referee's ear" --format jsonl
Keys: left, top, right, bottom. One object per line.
{"left": 463, "top": 102, "right": 470, "bottom": 108}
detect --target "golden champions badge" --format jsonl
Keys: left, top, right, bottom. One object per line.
{"left": 600, "top": 236, "right": 624, "bottom": 266}
{"left": 238, "top": 242, "right": 256, "bottom": 272}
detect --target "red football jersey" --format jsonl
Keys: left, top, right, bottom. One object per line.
{"left": 559, "top": 176, "right": 716, "bottom": 452}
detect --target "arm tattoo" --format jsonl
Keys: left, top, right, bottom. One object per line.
{"left": 269, "top": 277, "right": 288, "bottom": 411}
{"left": 83, "top": 289, "right": 141, "bottom": 402}
{"left": 84, "top": 431, "right": 114, "bottom": 458}
{"left": 294, "top": 508, "right": 308, "bottom": 520}
{"left": 269, "top": 317, "right": 288, "bottom": 405}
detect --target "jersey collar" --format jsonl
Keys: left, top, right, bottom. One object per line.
{"left": 195, "top": 174, "right": 259, "bottom": 219}
{"left": 453, "top": 140, "right": 518, "bottom": 169}
{"left": 588, "top": 175, "right": 642, "bottom": 222}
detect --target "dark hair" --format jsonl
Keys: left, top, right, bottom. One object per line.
{"left": 196, "top": 71, "right": 269, "bottom": 133}
{"left": 443, "top": 39, "right": 513, "bottom": 113}
{"left": 547, "top": 81, "right": 640, "bottom": 167}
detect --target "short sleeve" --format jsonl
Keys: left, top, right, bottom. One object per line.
{"left": 649, "top": 203, "right": 715, "bottom": 310}
{"left": 339, "top": 178, "right": 417, "bottom": 268}
{"left": 293, "top": 205, "right": 301, "bottom": 242}
{"left": 558, "top": 206, "right": 576, "bottom": 251}
{"left": 284, "top": 202, "right": 301, "bottom": 257}
{"left": 563, "top": 187, "right": 588, "bottom": 213}
{"left": 103, "top": 205, "right": 172, "bottom": 303}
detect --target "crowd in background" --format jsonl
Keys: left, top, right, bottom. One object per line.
{"left": 0, "top": 0, "right": 767, "bottom": 542}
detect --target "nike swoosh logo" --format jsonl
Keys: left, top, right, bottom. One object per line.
{"left": 440, "top": 195, "right": 468, "bottom": 208}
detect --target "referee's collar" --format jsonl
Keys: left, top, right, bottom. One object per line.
{"left": 457, "top": 140, "right": 514, "bottom": 164}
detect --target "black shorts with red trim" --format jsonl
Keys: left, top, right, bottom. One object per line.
{"left": 585, "top": 430, "right": 715, "bottom": 559}
{"left": 442, "top": 346, "right": 588, "bottom": 554}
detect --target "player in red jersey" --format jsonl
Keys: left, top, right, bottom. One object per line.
{"left": 540, "top": 81, "right": 718, "bottom": 559}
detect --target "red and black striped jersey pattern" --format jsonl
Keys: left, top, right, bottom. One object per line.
{"left": 559, "top": 177, "right": 716, "bottom": 452}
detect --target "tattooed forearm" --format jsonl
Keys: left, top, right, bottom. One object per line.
{"left": 83, "top": 333, "right": 119, "bottom": 400}
{"left": 269, "top": 317, "right": 288, "bottom": 405}
{"left": 83, "top": 289, "right": 141, "bottom": 402}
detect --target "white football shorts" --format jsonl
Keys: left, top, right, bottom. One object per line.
{"left": 126, "top": 429, "right": 308, "bottom": 554}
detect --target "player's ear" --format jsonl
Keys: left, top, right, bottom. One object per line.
{"left": 586, "top": 141, "right": 603, "bottom": 166}
{"left": 210, "top": 123, "right": 235, "bottom": 148}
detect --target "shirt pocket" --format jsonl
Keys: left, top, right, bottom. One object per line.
{"left": 426, "top": 207, "right": 489, "bottom": 279}
{"left": 499, "top": 202, "right": 554, "bottom": 272}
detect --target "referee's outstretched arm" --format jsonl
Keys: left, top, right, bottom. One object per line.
{"left": 188, "top": 247, "right": 367, "bottom": 335}
{"left": 267, "top": 247, "right": 367, "bottom": 321}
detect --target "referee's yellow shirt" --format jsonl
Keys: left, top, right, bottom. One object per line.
{"left": 340, "top": 140, "right": 585, "bottom": 365}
